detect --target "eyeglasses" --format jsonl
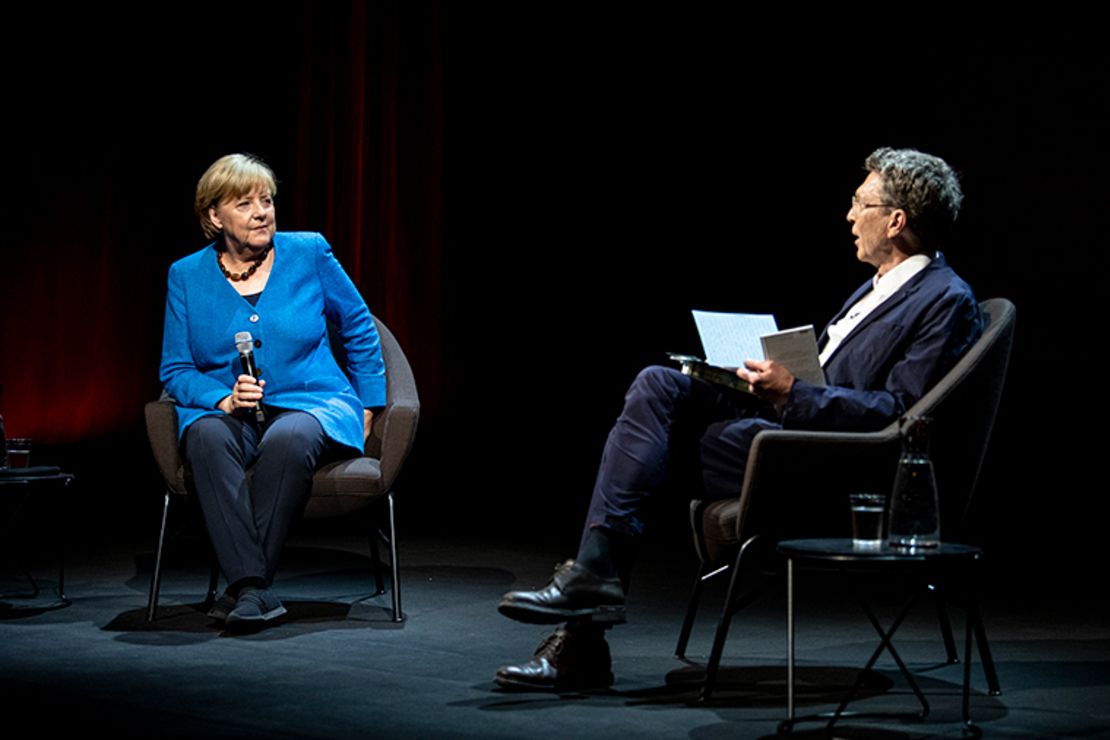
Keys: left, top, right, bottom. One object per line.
{"left": 850, "top": 195, "right": 897, "bottom": 213}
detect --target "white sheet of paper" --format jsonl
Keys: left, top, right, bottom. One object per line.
{"left": 761, "top": 325, "right": 826, "bottom": 386}
{"left": 692, "top": 310, "right": 778, "bottom": 368}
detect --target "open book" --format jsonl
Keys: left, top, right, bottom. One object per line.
{"left": 668, "top": 310, "right": 825, "bottom": 391}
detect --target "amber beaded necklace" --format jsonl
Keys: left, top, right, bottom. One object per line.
{"left": 217, "top": 245, "right": 272, "bottom": 282}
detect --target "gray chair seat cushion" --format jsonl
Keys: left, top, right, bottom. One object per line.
{"left": 305, "top": 456, "right": 384, "bottom": 517}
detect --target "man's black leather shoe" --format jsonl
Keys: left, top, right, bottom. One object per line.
{"left": 498, "top": 560, "right": 626, "bottom": 624}
{"left": 495, "top": 627, "right": 614, "bottom": 691}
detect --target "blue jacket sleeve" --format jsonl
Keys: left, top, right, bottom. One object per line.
{"left": 313, "top": 234, "right": 387, "bottom": 408}
{"left": 159, "top": 261, "right": 233, "bottom": 411}
{"left": 782, "top": 286, "right": 982, "bottom": 432}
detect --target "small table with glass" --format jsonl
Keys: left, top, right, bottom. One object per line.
{"left": 1, "top": 430, "right": 74, "bottom": 609}
{"left": 776, "top": 538, "right": 1000, "bottom": 736}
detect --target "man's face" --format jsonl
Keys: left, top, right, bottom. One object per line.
{"left": 846, "top": 172, "right": 894, "bottom": 269}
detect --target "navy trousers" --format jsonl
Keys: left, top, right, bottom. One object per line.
{"left": 184, "top": 410, "right": 331, "bottom": 587}
{"left": 583, "top": 366, "right": 780, "bottom": 542}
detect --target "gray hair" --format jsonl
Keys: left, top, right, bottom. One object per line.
{"left": 864, "top": 147, "right": 963, "bottom": 248}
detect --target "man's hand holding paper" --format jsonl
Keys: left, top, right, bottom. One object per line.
{"left": 737, "top": 360, "right": 794, "bottom": 406}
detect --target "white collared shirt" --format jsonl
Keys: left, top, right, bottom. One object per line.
{"left": 818, "top": 254, "right": 932, "bottom": 367}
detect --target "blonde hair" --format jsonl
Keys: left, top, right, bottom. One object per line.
{"left": 194, "top": 153, "right": 278, "bottom": 240}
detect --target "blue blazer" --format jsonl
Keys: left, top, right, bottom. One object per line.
{"left": 160, "top": 232, "right": 386, "bottom": 451}
{"left": 783, "top": 254, "right": 983, "bottom": 431}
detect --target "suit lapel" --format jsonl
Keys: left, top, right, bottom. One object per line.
{"left": 821, "top": 257, "right": 942, "bottom": 367}
{"left": 820, "top": 278, "right": 874, "bottom": 345}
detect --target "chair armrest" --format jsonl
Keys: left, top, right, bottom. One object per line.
{"left": 378, "top": 398, "right": 420, "bottom": 492}
{"left": 733, "top": 425, "right": 903, "bottom": 543}
{"left": 368, "top": 314, "right": 421, "bottom": 492}
{"left": 749, "top": 426, "right": 900, "bottom": 453}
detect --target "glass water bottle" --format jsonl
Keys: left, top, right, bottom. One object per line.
{"left": 888, "top": 416, "right": 940, "bottom": 549}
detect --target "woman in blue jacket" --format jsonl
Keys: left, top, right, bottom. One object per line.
{"left": 160, "top": 153, "right": 385, "bottom": 627}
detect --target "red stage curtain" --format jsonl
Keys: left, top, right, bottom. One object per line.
{"left": 0, "top": 3, "right": 444, "bottom": 442}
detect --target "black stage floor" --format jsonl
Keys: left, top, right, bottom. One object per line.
{"left": 3, "top": 523, "right": 1108, "bottom": 739}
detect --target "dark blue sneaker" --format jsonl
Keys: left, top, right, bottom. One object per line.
{"left": 226, "top": 587, "right": 287, "bottom": 626}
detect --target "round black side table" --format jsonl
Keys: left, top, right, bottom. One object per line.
{"left": 776, "top": 538, "right": 1000, "bottom": 736}
{"left": 1, "top": 469, "right": 75, "bottom": 610}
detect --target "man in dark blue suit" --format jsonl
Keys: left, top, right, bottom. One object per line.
{"left": 495, "top": 148, "right": 984, "bottom": 691}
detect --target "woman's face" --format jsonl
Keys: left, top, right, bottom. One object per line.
{"left": 209, "top": 184, "right": 276, "bottom": 253}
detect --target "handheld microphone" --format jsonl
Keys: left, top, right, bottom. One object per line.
{"left": 234, "top": 331, "right": 266, "bottom": 424}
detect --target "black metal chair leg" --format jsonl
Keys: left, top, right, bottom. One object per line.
{"left": 701, "top": 535, "right": 760, "bottom": 701}
{"left": 205, "top": 563, "right": 220, "bottom": 608}
{"left": 675, "top": 564, "right": 712, "bottom": 659}
{"left": 387, "top": 492, "right": 403, "bottom": 622}
{"left": 368, "top": 508, "right": 385, "bottom": 596}
{"left": 146, "top": 491, "right": 172, "bottom": 622}
{"left": 57, "top": 475, "right": 72, "bottom": 604}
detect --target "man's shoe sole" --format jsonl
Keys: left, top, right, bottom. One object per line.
{"left": 493, "top": 670, "right": 614, "bottom": 692}
{"left": 497, "top": 599, "right": 626, "bottom": 625}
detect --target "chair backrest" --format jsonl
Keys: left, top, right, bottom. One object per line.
{"left": 902, "top": 297, "right": 1016, "bottom": 538}
{"left": 729, "top": 298, "right": 1016, "bottom": 549}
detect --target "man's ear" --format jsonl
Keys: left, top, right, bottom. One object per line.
{"left": 886, "top": 208, "right": 908, "bottom": 238}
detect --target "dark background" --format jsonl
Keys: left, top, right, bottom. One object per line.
{"left": 1, "top": 6, "right": 1103, "bottom": 581}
